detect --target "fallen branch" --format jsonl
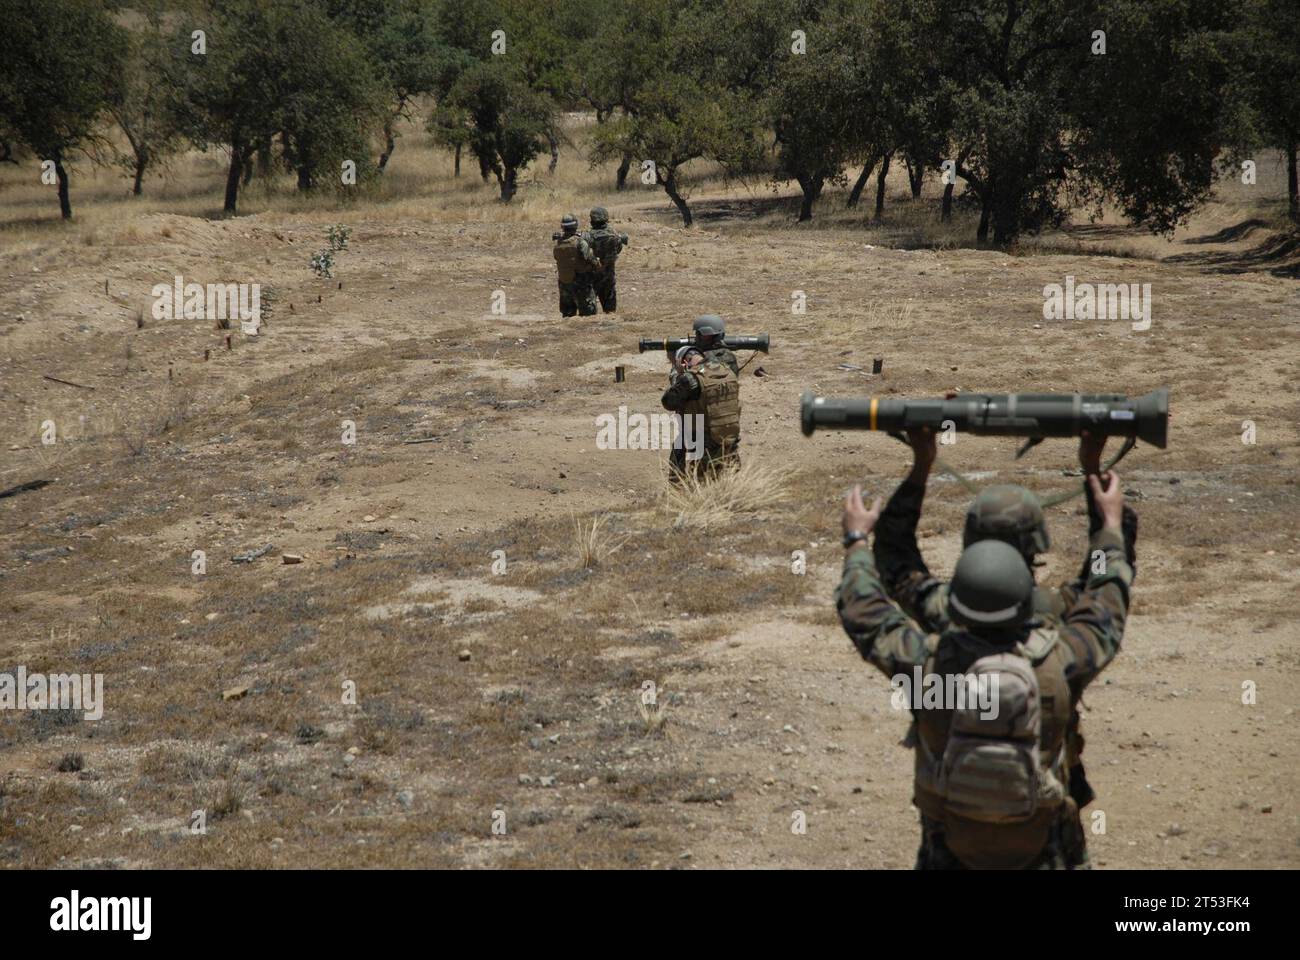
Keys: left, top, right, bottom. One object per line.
{"left": 43, "top": 375, "right": 95, "bottom": 391}
{"left": 402, "top": 436, "right": 441, "bottom": 445}
{"left": 0, "top": 479, "right": 53, "bottom": 500}
{"left": 231, "top": 543, "right": 274, "bottom": 564}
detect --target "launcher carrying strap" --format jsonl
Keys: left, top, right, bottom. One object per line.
{"left": 885, "top": 433, "right": 1137, "bottom": 506}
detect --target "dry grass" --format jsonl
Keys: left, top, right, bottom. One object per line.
{"left": 662, "top": 457, "right": 793, "bottom": 531}
{"left": 637, "top": 696, "right": 670, "bottom": 737}
{"left": 571, "top": 512, "right": 628, "bottom": 568}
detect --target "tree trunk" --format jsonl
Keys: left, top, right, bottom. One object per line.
{"left": 906, "top": 155, "right": 923, "bottom": 198}
{"left": 873, "top": 152, "right": 892, "bottom": 221}
{"left": 478, "top": 152, "right": 491, "bottom": 183}
{"left": 1288, "top": 139, "right": 1298, "bottom": 224}
{"left": 132, "top": 155, "right": 146, "bottom": 196}
{"left": 976, "top": 193, "right": 991, "bottom": 245}
{"left": 454, "top": 142, "right": 461, "bottom": 177}
{"left": 224, "top": 144, "right": 243, "bottom": 215}
{"left": 378, "top": 119, "right": 396, "bottom": 172}
{"left": 297, "top": 165, "right": 312, "bottom": 191}
{"left": 847, "top": 159, "right": 874, "bottom": 208}
{"left": 941, "top": 181, "right": 954, "bottom": 221}
{"left": 797, "top": 173, "right": 823, "bottom": 222}
{"left": 499, "top": 164, "right": 517, "bottom": 202}
{"left": 241, "top": 151, "right": 255, "bottom": 186}
{"left": 661, "top": 170, "right": 692, "bottom": 227}
{"left": 54, "top": 155, "right": 72, "bottom": 219}
{"left": 991, "top": 189, "right": 1019, "bottom": 247}
{"left": 547, "top": 133, "right": 558, "bottom": 174}
{"left": 616, "top": 152, "right": 631, "bottom": 191}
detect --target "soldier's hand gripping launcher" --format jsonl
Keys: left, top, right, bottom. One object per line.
{"left": 638, "top": 334, "right": 770, "bottom": 355}
{"left": 799, "top": 388, "right": 1169, "bottom": 451}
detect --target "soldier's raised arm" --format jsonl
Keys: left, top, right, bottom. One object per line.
{"left": 1057, "top": 472, "right": 1134, "bottom": 690}
{"left": 873, "top": 426, "right": 949, "bottom": 632}
{"left": 1060, "top": 432, "right": 1139, "bottom": 610}
{"left": 836, "top": 486, "right": 931, "bottom": 678}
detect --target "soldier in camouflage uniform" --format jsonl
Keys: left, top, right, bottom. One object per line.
{"left": 661, "top": 345, "right": 741, "bottom": 481}
{"left": 582, "top": 207, "right": 629, "bottom": 313}
{"left": 552, "top": 213, "right": 599, "bottom": 317}
{"left": 836, "top": 470, "right": 1133, "bottom": 869}
{"left": 871, "top": 428, "right": 1139, "bottom": 867}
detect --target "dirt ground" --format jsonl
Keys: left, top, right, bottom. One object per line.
{"left": 1, "top": 135, "right": 1297, "bottom": 869}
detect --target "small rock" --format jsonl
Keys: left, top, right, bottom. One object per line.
{"left": 222, "top": 685, "right": 250, "bottom": 702}
{"left": 396, "top": 791, "right": 414, "bottom": 811}
{"left": 539, "top": 775, "right": 556, "bottom": 787}
{"left": 458, "top": 649, "right": 472, "bottom": 662}
{"left": 282, "top": 553, "right": 304, "bottom": 564}
{"left": 518, "top": 774, "right": 535, "bottom": 785}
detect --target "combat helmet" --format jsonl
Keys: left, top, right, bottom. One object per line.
{"left": 674, "top": 344, "right": 703, "bottom": 369}
{"left": 948, "top": 540, "right": 1035, "bottom": 631}
{"left": 692, "top": 314, "right": 725, "bottom": 339}
{"left": 560, "top": 213, "right": 579, "bottom": 233}
{"left": 590, "top": 206, "right": 609, "bottom": 227}
{"left": 963, "top": 484, "right": 1050, "bottom": 560}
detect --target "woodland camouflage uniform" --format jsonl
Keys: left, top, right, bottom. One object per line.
{"left": 581, "top": 207, "right": 628, "bottom": 312}
{"left": 661, "top": 354, "right": 741, "bottom": 480}
{"left": 553, "top": 214, "right": 599, "bottom": 316}
{"left": 872, "top": 478, "right": 1140, "bottom": 866}
{"left": 842, "top": 501, "right": 1135, "bottom": 869}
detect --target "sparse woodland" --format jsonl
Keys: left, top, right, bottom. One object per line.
{"left": 0, "top": 0, "right": 1297, "bottom": 242}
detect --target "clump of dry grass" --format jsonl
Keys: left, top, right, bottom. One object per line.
{"left": 572, "top": 512, "right": 628, "bottom": 568}
{"left": 637, "top": 693, "right": 669, "bottom": 737}
{"left": 662, "top": 458, "right": 792, "bottom": 531}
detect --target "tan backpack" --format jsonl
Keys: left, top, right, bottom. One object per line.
{"left": 931, "top": 645, "right": 1067, "bottom": 868}
{"left": 693, "top": 361, "right": 740, "bottom": 448}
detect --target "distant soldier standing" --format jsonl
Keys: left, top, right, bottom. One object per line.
{"left": 552, "top": 213, "right": 599, "bottom": 317}
{"left": 582, "top": 207, "right": 629, "bottom": 312}
{"left": 661, "top": 345, "right": 741, "bottom": 481}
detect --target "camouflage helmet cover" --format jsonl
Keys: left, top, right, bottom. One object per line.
{"left": 948, "top": 539, "right": 1035, "bottom": 630}
{"left": 963, "top": 484, "right": 1050, "bottom": 557}
{"left": 674, "top": 344, "right": 703, "bottom": 368}
{"left": 560, "top": 213, "right": 579, "bottom": 231}
{"left": 693, "top": 314, "right": 725, "bottom": 338}
{"left": 590, "top": 206, "right": 609, "bottom": 226}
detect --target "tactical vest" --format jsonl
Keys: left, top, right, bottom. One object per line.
{"left": 586, "top": 227, "right": 625, "bottom": 266}
{"left": 683, "top": 360, "right": 740, "bottom": 450}
{"left": 553, "top": 235, "right": 591, "bottom": 282}
{"left": 910, "top": 627, "right": 1072, "bottom": 869}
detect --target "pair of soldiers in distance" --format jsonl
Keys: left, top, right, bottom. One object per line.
{"left": 552, "top": 206, "right": 629, "bottom": 317}
{"left": 660, "top": 314, "right": 741, "bottom": 481}
{"left": 836, "top": 427, "right": 1139, "bottom": 869}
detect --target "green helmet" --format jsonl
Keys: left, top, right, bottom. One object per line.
{"left": 963, "top": 484, "right": 1049, "bottom": 559}
{"left": 693, "top": 314, "right": 725, "bottom": 338}
{"left": 948, "top": 539, "right": 1034, "bottom": 631}
{"left": 590, "top": 206, "right": 609, "bottom": 227}
{"left": 560, "top": 213, "right": 579, "bottom": 232}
